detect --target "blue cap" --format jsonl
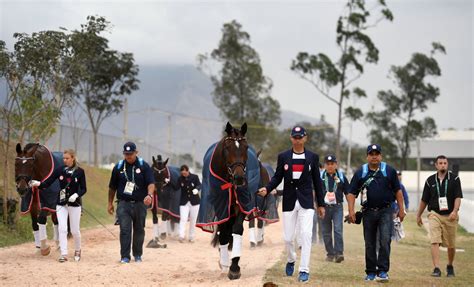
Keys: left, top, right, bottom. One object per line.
{"left": 324, "top": 155, "right": 337, "bottom": 162}
{"left": 367, "top": 144, "right": 382, "bottom": 154}
{"left": 123, "top": 142, "right": 137, "bottom": 154}
{"left": 291, "top": 126, "right": 307, "bottom": 138}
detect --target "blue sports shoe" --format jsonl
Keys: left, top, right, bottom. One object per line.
{"left": 134, "top": 256, "right": 142, "bottom": 263}
{"left": 365, "top": 273, "right": 376, "bottom": 281}
{"left": 377, "top": 271, "right": 389, "bottom": 282}
{"left": 285, "top": 262, "right": 295, "bottom": 276}
{"left": 298, "top": 272, "right": 309, "bottom": 282}
{"left": 120, "top": 257, "right": 130, "bottom": 264}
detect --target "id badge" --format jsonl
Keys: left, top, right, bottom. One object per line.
{"left": 124, "top": 181, "right": 135, "bottom": 195}
{"left": 438, "top": 196, "right": 448, "bottom": 211}
{"left": 324, "top": 192, "right": 337, "bottom": 205}
{"left": 361, "top": 188, "right": 368, "bottom": 205}
{"left": 60, "top": 189, "right": 66, "bottom": 203}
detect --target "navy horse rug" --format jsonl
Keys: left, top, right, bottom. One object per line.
{"left": 155, "top": 165, "right": 181, "bottom": 219}
{"left": 196, "top": 142, "right": 263, "bottom": 233}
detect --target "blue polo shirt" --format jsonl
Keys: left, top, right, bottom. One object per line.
{"left": 109, "top": 158, "right": 154, "bottom": 201}
{"left": 349, "top": 163, "right": 400, "bottom": 208}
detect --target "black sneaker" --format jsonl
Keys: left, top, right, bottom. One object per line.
{"left": 431, "top": 267, "right": 441, "bottom": 277}
{"left": 447, "top": 265, "right": 455, "bottom": 277}
{"left": 325, "top": 255, "right": 334, "bottom": 262}
{"left": 335, "top": 255, "right": 344, "bottom": 263}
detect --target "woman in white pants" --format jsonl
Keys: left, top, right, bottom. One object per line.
{"left": 32, "top": 149, "right": 87, "bottom": 262}
{"left": 177, "top": 165, "right": 201, "bottom": 243}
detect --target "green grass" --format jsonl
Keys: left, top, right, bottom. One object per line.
{"left": 263, "top": 214, "right": 474, "bottom": 286}
{"left": 0, "top": 165, "right": 113, "bottom": 248}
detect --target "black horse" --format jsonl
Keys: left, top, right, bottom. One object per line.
{"left": 15, "top": 143, "right": 60, "bottom": 255}
{"left": 197, "top": 122, "right": 262, "bottom": 280}
{"left": 147, "top": 155, "right": 180, "bottom": 248}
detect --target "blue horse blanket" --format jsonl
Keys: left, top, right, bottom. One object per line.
{"left": 21, "top": 151, "right": 63, "bottom": 215}
{"left": 258, "top": 163, "right": 279, "bottom": 223}
{"left": 155, "top": 165, "right": 181, "bottom": 219}
{"left": 196, "top": 142, "right": 262, "bottom": 233}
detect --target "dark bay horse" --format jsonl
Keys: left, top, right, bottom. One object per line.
{"left": 147, "top": 155, "right": 180, "bottom": 248}
{"left": 15, "top": 143, "right": 60, "bottom": 255}
{"left": 197, "top": 122, "right": 262, "bottom": 280}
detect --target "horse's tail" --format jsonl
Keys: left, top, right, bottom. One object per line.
{"left": 211, "top": 229, "right": 219, "bottom": 247}
{"left": 211, "top": 229, "right": 233, "bottom": 250}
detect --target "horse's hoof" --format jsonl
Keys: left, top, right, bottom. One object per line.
{"left": 250, "top": 242, "right": 256, "bottom": 249}
{"left": 228, "top": 269, "right": 241, "bottom": 280}
{"left": 159, "top": 233, "right": 167, "bottom": 240}
{"left": 257, "top": 240, "right": 264, "bottom": 247}
{"left": 159, "top": 243, "right": 167, "bottom": 248}
{"left": 41, "top": 245, "right": 51, "bottom": 256}
{"left": 146, "top": 240, "right": 156, "bottom": 248}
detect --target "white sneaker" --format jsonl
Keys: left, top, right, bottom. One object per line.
{"left": 74, "top": 250, "right": 81, "bottom": 262}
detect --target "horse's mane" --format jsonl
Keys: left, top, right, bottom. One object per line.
{"left": 23, "top": 143, "right": 39, "bottom": 153}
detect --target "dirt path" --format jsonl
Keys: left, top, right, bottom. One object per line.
{"left": 0, "top": 218, "right": 284, "bottom": 286}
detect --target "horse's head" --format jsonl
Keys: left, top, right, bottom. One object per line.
{"left": 152, "top": 155, "right": 170, "bottom": 191}
{"left": 15, "top": 143, "right": 39, "bottom": 197}
{"left": 223, "top": 122, "right": 248, "bottom": 186}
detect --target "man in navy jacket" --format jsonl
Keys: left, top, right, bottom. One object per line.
{"left": 258, "top": 125, "right": 324, "bottom": 283}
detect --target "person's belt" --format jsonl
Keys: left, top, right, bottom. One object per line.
{"left": 364, "top": 204, "right": 391, "bottom": 211}
{"left": 325, "top": 202, "right": 343, "bottom": 207}
{"left": 119, "top": 199, "right": 138, "bottom": 203}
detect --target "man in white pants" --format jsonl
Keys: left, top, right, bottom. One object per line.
{"left": 258, "top": 125, "right": 325, "bottom": 283}
{"left": 177, "top": 165, "right": 201, "bottom": 243}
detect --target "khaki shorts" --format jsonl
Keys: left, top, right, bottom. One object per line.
{"left": 428, "top": 212, "right": 458, "bottom": 248}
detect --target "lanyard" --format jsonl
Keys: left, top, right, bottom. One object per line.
{"left": 323, "top": 172, "right": 338, "bottom": 193}
{"left": 123, "top": 162, "right": 135, "bottom": 184}
{"left": 435, "top": 173, "right": 449, "bottom": 198}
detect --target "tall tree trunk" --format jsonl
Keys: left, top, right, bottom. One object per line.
{"left": 93, "top": 127, "right": 99, "bottom": 167}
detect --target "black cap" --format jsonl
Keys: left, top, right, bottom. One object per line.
{"left": 324, "top": 155, "right": 337, "bottom": 162}
{"left": 367, "top": 144, "right": 382, "bottom": 154}
{"left": 123, "top": 142, "right": 137, "bottom": 154}
{"left": 291, "top": 126, "right": 307, "bottom": 138}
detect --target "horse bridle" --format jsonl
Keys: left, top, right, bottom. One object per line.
{"left": 153, "top": 165, "right": 169, "bottom": 186}
{"left": 223, "top": 136, "right": 247, "bottom": 181}
{"left": 15, "top": 156, "right": 36, "bottom": 184}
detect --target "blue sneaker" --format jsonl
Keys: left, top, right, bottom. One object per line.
{"left": 285, "top": 262, "right": 295, "bottom": 276}
{"left": 298, "top": 272, "right": 309, "bottom": 282}
{"left": 377, "top": 271, "right": 389, "bottom": 282}
{"left": 120, "top": 257, "right": 130, "bottom": 264}
{"left": 134, "top": 256, "right": 142, "bottom": 263}
{"left": 365, "top": 273, "right": 376, "bottom": 281}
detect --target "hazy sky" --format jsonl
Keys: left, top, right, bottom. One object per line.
{"left": 1, "top": 0, "right": 472, "bottom": 145}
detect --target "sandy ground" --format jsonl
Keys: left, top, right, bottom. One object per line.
{"left": 0, "top": 218, "right": 284, "bottom": 286}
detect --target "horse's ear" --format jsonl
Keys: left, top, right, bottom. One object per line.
{"left": 16, "top": 143, "right": 22, "bottom": 154}
{"left": 152, "top": 156, "right": 156, "bottom": 164}
{"left": 240, "top": 122, "right": 247, "bottom": 136}
{"left": 257, "top": 149, "right": 262, "bottom": 158}
{"left": 225, "top": 122, "right": 233, "bottom": 135}
{"left": 164, "top": 158, "right": 169, "bottom": 165}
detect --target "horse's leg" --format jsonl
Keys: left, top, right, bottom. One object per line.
{"left": 147, "top": 206, "right": 167, "bottom": 248}
{"left": 31, "top": 212, "right": 41, "bottom": 250}
{"left": 160, "top": 212, "right": 168, "bottom": 239}
{"left": 37, "top": 209, "right": 51, "bottom": 256}
{"left": 51, "top": 212, "right": 60, "bottom": 249}
{"left": 216, "top": 221, "right": 232, "bottom": 272}
{"left": 228, "top": 212, "right": 245, "bottom": 280}
{"left": 248, "top": 217, "right": 257, "bottom": 248}
{"left": 257, "top": 219, "right": 265, "bottom": 246}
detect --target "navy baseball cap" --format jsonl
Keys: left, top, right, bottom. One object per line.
{"left": 367, "top": 144, "right": 382, "bottom": 154}
{"left": 324, "top": 155, "right": 337, "bottom": 162}
{"left": 123, "top": 142, "right": 137, "bottom": 154}
{"left": 291, "top": 126, "right": 307, "bottom": 138}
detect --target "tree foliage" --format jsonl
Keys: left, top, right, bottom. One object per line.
{"left": 197, "top": 20, "right": 280, "bottom": 149}
{"left": 366, "top": 42, "right": 446, "bottom": 169}
{"left": 291, "top": 0, "right": 393, "bottom": 162}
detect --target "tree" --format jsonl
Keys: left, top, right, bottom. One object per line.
{"left": 197, "top": 20, "right": 280, "bottom": 149}
{"left": 291, "top": 0, "right": 393, "bottom": 162}
{"left": 367, "top": 43, "right": 445, "bottom": 170}
{"left": 0, "top": 30, "right": 74, "bottom": 223}
{"left": 69, "top": 16, "right": 139, "bottom": 166}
